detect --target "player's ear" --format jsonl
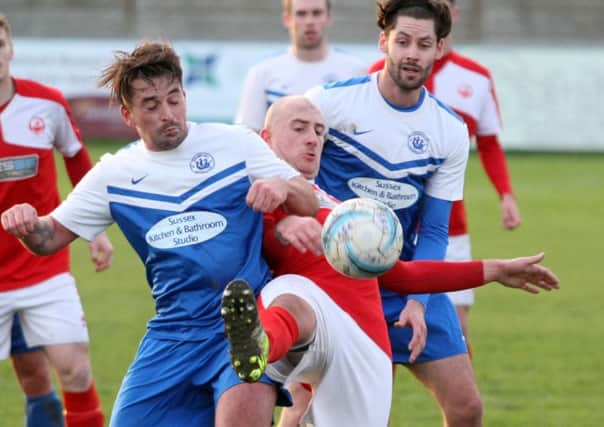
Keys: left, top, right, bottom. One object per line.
{"left": 378, "top": 31, "right": 388, "bottom": 54}
{"left": 119, "top": 105, "right": 135, "bottom": 129}
{"left": 435, "top": 38, "right": 445, "bottom": 60}
{"left": 282, "top": 11, "right": 291, "bottom": 30}
{"left": 259, "top": 128, "right": 272, "bottom": 146}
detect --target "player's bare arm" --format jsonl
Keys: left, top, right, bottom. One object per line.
{"left": 1, "top": 203, "right": 78, "bottom": 255}
{"left": 394, "top": 300, "right": 427, "bottom": 364}
{"left": 483, "top": 253, "right": 559, "bottom": 293}
{"left": 500, "top": 193, "right": 521, "bottom": 230}
{"left": 88, "top": 232, "right": 114, "bottom": 272}
{"left": 274, "top": 215, "right": 323, "bottom": 256}
{"left": 247, "top": 175, "right": 318, "bottom": 215}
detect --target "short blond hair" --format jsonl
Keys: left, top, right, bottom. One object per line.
{"left": 0, "top": 14, "right": 12, "bottom": 38}
{"left": 283, "top": 0, "right": 332, "bottom": 14}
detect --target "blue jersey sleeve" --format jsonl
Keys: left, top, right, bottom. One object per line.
{"left": 407, "top": 195, "right": 452, "bottom": 308}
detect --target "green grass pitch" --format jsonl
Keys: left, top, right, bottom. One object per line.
{"left": 1, "top": 142, "right": 603, "bottom": 425}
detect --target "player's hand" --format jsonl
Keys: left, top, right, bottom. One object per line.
{"left": 501, "top": 193, "right": 521, "bottom": 230}
{"left": 484, "top": 253, "right": 560, "bottom": 293}
{"left": 394, "top": 299, "right": 427, "bottom": 363}
{"left": 275, "top": 215, "right": 323, "bottom": 256}
{"left": 1, "top": 203, "right": 41, "bottom": 238}
{"left": 88, "top": 232, "right": 113, "bottom": 272}
{"left": 246, "top": 177, "right": 289, "bottom": 213}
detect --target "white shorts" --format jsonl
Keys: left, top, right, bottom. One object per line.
{"left": 445, "top": 234, "right": 475, "bottom": 306}
{"left": 0, "top": 272, "right": 89, "bottom": 360}
{"left": 261, "top": 274, "right": 392, "bottom": 427}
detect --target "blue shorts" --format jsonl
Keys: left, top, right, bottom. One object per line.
{"left": 387, "top": 293, "right": 467, "bottom": 364}
{"left": 10, "top": 314, "right": 43, "bottom": 355}
{"left": 109, "top": 331, "right": 290, "bottom": 427}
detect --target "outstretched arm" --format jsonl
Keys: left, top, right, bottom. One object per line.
{"left": 1, "top": 203, "right": 78, "bottom": 255}
{"left": 379, "top": 253, "right": 559, "bottom": 295}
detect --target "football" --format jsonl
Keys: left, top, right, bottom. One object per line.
{"left": 321, "top": 198, "right": 403, "bottom": 279}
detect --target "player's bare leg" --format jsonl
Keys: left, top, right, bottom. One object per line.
{"left": 216, "top": 382, "right": 277, "bottom": 427}
{"left": 407, "top": 354, "right": 482, "bottom": 427}
{"left": 278, "top": 382, "right": 313, "bottom": 427}
{"left": 44, "top": 343, "right": 103, "bottom": 427}
{"left": 12, "top": 350, "right": 65, "bottom": 427}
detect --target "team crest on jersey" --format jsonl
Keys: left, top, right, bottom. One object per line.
{"left": 190, "top": 153, "right": 215, "bottom": 173}
{"left": 408, "top": 131, "right": 429, "bottom": 154}
{"left": 458, "top": 83, "right": 473, "bottom": 98}
{"left": 29, "top": 116, "right": 45, "bottom": 135}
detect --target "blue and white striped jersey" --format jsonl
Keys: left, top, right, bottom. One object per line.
{"left": 306, "top": 73, "right": 470, "bottom": 261}
{"left": 52, "top": 122, "right": 299, "bottom": 340}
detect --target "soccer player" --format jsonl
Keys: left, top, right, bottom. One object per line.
{"left": 0, "top": 14, "right": 111, "bottom": 427}
{"left": 221, "top": 95, "right": 559, "bottom": 426}
{"left": 1, "top": 40, "right": 318, "bottom": 427}
{"left": 305, "top": 1, "right": 484, "bottom": 425}
{"left": 368, "top": 0, "right": 521, "bottom": 355}
{"left": 235, "top": 0, "right": 367, "bottom": 131}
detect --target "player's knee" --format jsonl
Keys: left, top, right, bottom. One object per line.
{"left": 55, "top": 358, "right": 92, "bottom": 391}
{"left": 445, "top": 393, "right": 483, "bottom": 426}
{"left": 12, "top": 353, "right": 54, "bottom": 396}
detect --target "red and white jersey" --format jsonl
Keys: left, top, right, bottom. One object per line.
{"left": 426, "top": 51, "right": 512, "bottom": 235}
{"left": 369, "top": 53, "right": 513, "bottom": 236}
{"left": 262, "top": 187, "right": 392, "bottom": 358}
{"left": 236, "top": 48, "right": 367, "bottom": 131}
{"left": 426, "top": 51, "right": 501, "bottom": 139}
{"left": 0, "top": 78, "right": 85, "bottom": 291}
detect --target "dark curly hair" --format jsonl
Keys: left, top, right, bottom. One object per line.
{"left": 376, "top": 0, "right": 452, "bottom": 40}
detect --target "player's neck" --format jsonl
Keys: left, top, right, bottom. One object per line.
{"left": 291, "top": 42, "right": 329, "bottom": 62}
{"left": 377, "top": 72, "right": 422, "bottom": 108}
{"left": 0, "top": 76, "right": 15, "bottom": 108}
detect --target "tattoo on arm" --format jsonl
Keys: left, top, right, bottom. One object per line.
{"left": 28, "top": 220, "right": 56, "bottom": 253}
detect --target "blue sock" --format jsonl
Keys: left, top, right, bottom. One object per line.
{"left": 26, "top": 390, "right": 65, "bottom": 427}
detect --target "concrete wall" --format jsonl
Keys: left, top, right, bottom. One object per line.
{"left": 3, "top": 0, "right": 603, "bottom": 43}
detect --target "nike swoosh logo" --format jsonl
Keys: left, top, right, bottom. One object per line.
{"left": 131, "top": 174, "right": 148, "bottom": 185}
{"left": 353, "top": 129, "right": 373, "bottom": 136}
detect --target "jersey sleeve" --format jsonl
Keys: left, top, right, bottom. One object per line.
{"left": 424, "top": 123, "right": 470, "bottom": 201}
{"left": 51, "top": 91, "right": 86, "bottom": 158}
{"left": 235, "top": 65, "right": 268, "bottom": 131}
{"left": 240, "top": 128, "right": 300, "bottom": 181}
{"left": 475, "top": 134, "right": 513, "bottom": 196}
{"left": 51, "top": 154, "right": 114, "bottom": 241}
{"left": 476, "top": 73, "right": 502, "bottom": 136}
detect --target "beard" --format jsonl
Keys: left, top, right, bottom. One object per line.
{"left": 386, "top": 57, "right": 433, "bottom": 92}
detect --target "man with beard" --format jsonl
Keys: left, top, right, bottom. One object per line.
{"left": 305, "top": 1, "right": 484, "bottom": 425}
{"left": 368, "top": 0, "right": 522, "bottom": 358}
{"left": 235, "top": 0, "right": 366, "bottom": 132}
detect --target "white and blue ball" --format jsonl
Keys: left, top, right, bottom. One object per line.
{"left": 321, "top": 198, "right": 403, "bottom": 279}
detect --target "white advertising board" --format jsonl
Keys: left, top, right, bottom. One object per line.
{"left": 11, "top": 38, "right": 604, "bottom": 151}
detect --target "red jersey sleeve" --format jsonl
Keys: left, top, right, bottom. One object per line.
{"left": 475, "top": 134, "right": 514, "bottom": 197}
{"left": 63, "top": 146, "right": 94, "bottom": 186}
{"left": 378, "top": 260, "right": 485, "bottom": 294}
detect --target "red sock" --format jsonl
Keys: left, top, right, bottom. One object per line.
{"left": 259, "top": 305, "right": 299, "bottom": 363}
{"left": 62, "top": 382, "right": 104, "bottom": 427}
